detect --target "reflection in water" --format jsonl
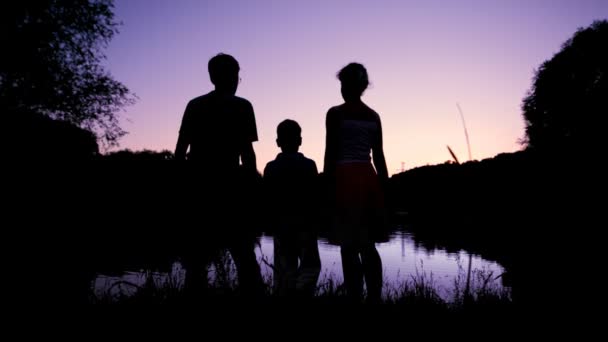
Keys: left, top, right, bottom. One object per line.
{"left": 93, "top": 229, "right": 507, "bottom": 301}
{"left": 258, "top": 231, "right": 506, "bottom": 300}
{"left": 94, "top": 262, "right": 186, "bottom": 299}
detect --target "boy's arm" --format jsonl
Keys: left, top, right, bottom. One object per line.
{"left": 310, "top": 160, "right": 319, "bottom": 176}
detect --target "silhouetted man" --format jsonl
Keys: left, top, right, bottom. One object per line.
{"left": 175, "top": 53, "right": 263, "bottom": 298}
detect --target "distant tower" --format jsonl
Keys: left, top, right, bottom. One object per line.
{"left": 396, "top": 161, "right": 406, "bottom": 174}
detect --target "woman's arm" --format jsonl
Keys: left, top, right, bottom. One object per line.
{"left": 372, "top": 116, "right": 389, "bottom": 183}
{"left": 323, "top": 108, "right": 338, "bottom": 176}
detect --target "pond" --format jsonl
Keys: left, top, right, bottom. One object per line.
{"left": 93, "top": 225, "right": 507, "bottom": 301}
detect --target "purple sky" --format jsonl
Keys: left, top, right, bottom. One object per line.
{"left": 105, "top": 0, "right": 607, "bottom": 174}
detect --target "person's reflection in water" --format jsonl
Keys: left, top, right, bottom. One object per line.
{"left": 174, "top": 53, "right": 264, "bottom": 300}
{"left": 323, "top": 63, "right": 389, "bottom": 303}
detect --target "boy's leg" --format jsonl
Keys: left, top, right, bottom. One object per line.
{"left": 296, "top": 231, "right": 321, "bottom": 296}
{"left": 274, "top": 234, "right": 298, "bottom": 296}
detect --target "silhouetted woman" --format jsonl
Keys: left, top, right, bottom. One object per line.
{"left": 324, "top": 63, "right": 388, "bottom": 303}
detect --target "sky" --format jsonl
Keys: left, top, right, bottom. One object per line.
{"left": 105, "top": 0, "right": 608, "bottom": 174}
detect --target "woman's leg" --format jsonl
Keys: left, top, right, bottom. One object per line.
{"left": 341, "top": 246, "right": 364, "bottom": 301}
{"left": 361, "top": 244, "right": 382, "bottom": 303}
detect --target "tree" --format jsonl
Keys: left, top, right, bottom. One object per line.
{"left": 0, "top": 0, "right": 134, "bottom": 149}
{"left": 102, "top": 149, "right": 174, "bottom": 162}
{"left": 6, "top": 111, "right": 100, "bottom": 160}
{"left": 522, "top": 20, "right": 607, "bottom": 152}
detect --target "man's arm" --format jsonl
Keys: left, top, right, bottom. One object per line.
{"left": 241, "top": 142, "right": 257, "bottom": 172}
{"left": 175, "top": 103, "right": 192, "bottom": 161}
{"left": 175, "top": 134, "right": 189, "bottom": 161}
{"left": 240, "top": 100, "right": 258, "bottom": 172}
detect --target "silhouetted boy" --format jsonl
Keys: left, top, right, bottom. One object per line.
{"left": 264, "top": 119, "right": 321, "bottom": 297}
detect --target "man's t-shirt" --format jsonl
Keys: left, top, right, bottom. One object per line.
{"left": 178, "top": 90, "right": 257, "bottom": 172}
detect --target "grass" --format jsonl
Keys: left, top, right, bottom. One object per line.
{"left": 91, "top": 252, "right": 511, "bottom": 313}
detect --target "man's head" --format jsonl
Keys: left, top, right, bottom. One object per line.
{"left": 276, "top": 119, "right": 302, "bottom": 153}
{"left": 208, "top": 53, "right": 240, "bottom": 95}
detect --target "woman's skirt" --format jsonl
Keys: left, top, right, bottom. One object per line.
{"left": 331, "top": 162, "right": 388, "bottom": 247}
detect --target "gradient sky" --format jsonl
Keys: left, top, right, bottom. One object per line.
{"left": 105, "top": 0, "right": 607, "bottom": 174}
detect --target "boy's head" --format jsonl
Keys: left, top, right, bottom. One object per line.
{"left": 276, "top": 119, "right": 302, "bottom": 153}
{"left": 208, "top": 53, "right": 240, "bottom": 95}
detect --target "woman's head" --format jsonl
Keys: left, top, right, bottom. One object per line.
{"left": 338, "top": 63, "right": 369, "bottom": 101}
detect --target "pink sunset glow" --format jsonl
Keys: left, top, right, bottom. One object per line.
{"left": 105, "top": 0, "right": 607, "bottom": 174}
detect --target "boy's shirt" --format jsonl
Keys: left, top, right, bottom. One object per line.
{"left": 264, "top": 152, "right": 318, "bottom": 230}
